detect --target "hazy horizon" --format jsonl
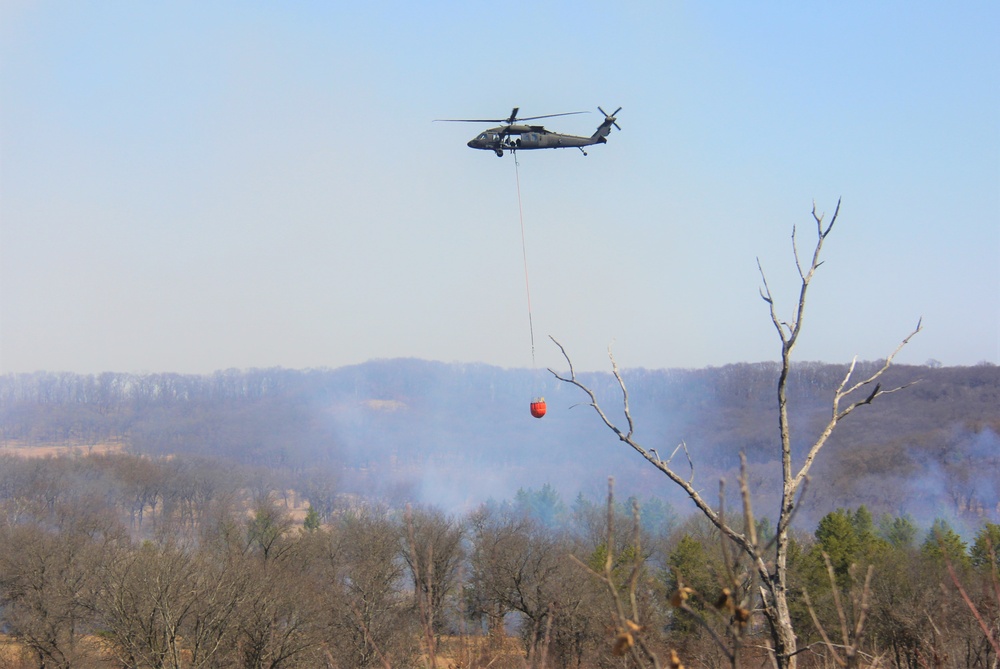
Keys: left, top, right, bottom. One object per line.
{"left": 0, "top": 354, "right": 992, "bottom": 379}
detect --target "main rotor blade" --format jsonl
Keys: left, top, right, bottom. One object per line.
{"left": 434, "top": 110, "right": 590, "bottom": 124}
{"left": 433, "top": 118, "right": 509, "bottom": 123}
{"left": 516, "top": 111, "right": 589, "bottom": 122}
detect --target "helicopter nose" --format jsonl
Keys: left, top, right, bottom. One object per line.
{"left": 467, "top": 139, "right": 476, "bottom": 148}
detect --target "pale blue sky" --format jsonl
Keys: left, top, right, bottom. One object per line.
{"left": 2, "top": 2, "right": 998, "bottom": 374}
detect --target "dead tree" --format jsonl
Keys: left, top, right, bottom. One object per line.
{"left": 550, "top": 201, "right": 920, "bottom": 669}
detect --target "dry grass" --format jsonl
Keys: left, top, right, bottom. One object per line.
{"left": 432, "top": 635, "right": 527, "bottom": 669}
{"left": 0, "top": 633, "right": 527, "bottom": 669}
{"left": 0, "top": 440, "right": 124, "bottom": 459}
{"left": 0, "top": 634, "right": 118, "bottom": 669}
{"left": 0, "top": 636, "right": 23, "bottom": 669}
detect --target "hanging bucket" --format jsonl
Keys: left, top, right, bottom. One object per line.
{"left": 530, "top": 397, "right": 547, "bottom": 419}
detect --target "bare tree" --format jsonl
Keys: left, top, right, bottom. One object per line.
{"left": 232, "top": 553, "right": 327, "bottom": 669}
{"left": 98, "top": 540, "right": 248, "bottom": 669}
{"left": 550, "top": 202, "right": 921, "bottom": 668}
{"left": 0, "top": 523, "right": 101, "bottom": 668}
{"left": 468, "top": 505, "right": 606, "bottom": 668}
{"left": 323, "top": 508, "right": 417, "bottom": 669}
{"left": 400, "top": 505, "right": 466, "bottom": 639}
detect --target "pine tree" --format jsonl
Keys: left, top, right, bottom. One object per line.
{"left": 303, "top": 505, "right": 321, "bottom": 532}
{"left": 970, "top": 522, "right": 1000, "bottom": 570}
{"left": 920, "top": 518, "right": 970, "bottom": 569}
{"left": 878, "top": 513, "right": 918, "bottom": 550}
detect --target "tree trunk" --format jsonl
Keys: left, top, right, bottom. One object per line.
{"left": 767, "top": 581, "right": 798, "bottom": 669}
{"left": 487, "top": 602, "right": 506, "bottom": 649}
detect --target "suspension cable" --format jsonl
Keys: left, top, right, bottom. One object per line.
{"left": 513, "top": 151, "right": 536, "bottom": 370}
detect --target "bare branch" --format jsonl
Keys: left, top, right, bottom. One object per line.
{"left": 945, "top": 556, "right": 1000, "bottom": 655}
{"left": 549, "top": 337, "right": 761, "bottom": 571}
{"left": 792, "top": 224, "right": 805, "bottom": 280}
{"left": 549, "top": 337, "right": 629, "bottom": 443}
{"left": 678, "top": 602, "right": 736, "bottom": 664}
{"left": 571, "top": 479, "right": 663, "bottom": 669}
{"left": 739, "top": 453, "right": 759, "bottom": 554}
{"left": 608, "top": 345, "right": 636, "bottom": 439}
{"left": 852, "top": 565, "right": 875, "bottom": 653}
{"left": 758, "top": 259, "right": 789, "bottom": 343}
{"left": 771, "top": 475, "right": 810, "bottom": 546}
{"left": 790, "top": 319, "right": 923, "bottom": 491}
{"left": 835, "top": 319, "right": 923, "bottom": 407}
{"left": 802, "top": 587, "right": 845, "bottom": 668}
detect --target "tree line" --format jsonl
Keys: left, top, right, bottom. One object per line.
{"left": 0, "top": 451, "right": 998, "bottom": 668}
{"left": 2, "top": 361, "right": 999, "bottom": 530}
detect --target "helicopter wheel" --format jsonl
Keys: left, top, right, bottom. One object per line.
{"left": 495, "top": 149, "right": 504, "bottom": 157}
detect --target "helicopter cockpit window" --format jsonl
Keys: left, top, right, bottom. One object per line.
{"left": 478, "top": 134, "right": 488, "bottom": 140}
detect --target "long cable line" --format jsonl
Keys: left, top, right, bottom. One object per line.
{"left": 513, "top": 151, "right": 536, "bottom": 370}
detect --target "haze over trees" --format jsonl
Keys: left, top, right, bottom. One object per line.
{"left": 1, "top": 359, "right": 998, "bottom": 667}
{"left": 2, "top": 203, "right": 999, "bottom": 666}
{"left": 1, "top": 360, "right": 997, "bottom": 531}
{"left": 2, "top": 360, "right": 998, "bottom": 669}
{"left": 1, "top": 451, "right": 1000, "bottom": 667}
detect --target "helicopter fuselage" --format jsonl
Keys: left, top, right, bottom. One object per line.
{"left": 437, "top": 107, "right": 620, "bottom": 157}
{"left": 468, "top": 125, "right": 606, "bottom": 150}
{"left": 467, "top": 117, "right": 614, "bottom": 156}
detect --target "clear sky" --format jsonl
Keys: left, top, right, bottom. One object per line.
{"left": 2, "top": 2, "right": 998, "bottom": 374}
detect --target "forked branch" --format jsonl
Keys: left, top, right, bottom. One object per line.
{"left": 789, "top": 318, "right": 923, "bottom": 493}
{"left": 548, "top": 338, "right": 763, "bottom": 569}
{"left": 549, "top": 338, "right": 635, "bottom": 441}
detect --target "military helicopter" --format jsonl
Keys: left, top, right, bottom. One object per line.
{"left": 436, "top": 106, "right": 621, "bottom": 157}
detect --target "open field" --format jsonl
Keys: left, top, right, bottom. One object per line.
{"left": 0, "top": 440, "right": 124, "bottom": 459}
{"left": 0, "top": 633, "right": 528, "bottom": 669}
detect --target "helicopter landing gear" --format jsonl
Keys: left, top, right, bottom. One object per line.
{"left": 578, "top": 147, "right": 588, "bottom": 156}
{"left": 495, "top": 149, "right": 504, "bottom": 157}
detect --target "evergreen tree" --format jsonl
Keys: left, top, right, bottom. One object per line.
{"left": 851, "top": 506, "right": 890, "bottom": 563}
{"left": 756, "top": 517, "right": 775, "bottom": 547}
{"left": 920, "top": 518, "right": 970, "bottom": 569}
{"left": 850, "top": 506, "right": 877, "bottom": 543}
{"left": 970, "top": 522, "right": 1000, "bottom": 571}
{"left": 878, "top": 513, "right": 918, "bottom": 550}
{"left": 303, "top": 505, "right": 321, "bottom": 532}
{"left": 664, "top": 534, "right": 716, "bottom": 634}
{"left": 813, "top": 509, "right": 861, "bottom": 579}
{"left": 513, "top": 483, "right": 567, "bottom": 528}
{"left": 632, "top": 495, "right": 677, "bottom": 539}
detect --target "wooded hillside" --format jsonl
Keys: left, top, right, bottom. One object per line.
{"left": 2, "top": 360, "right": 997, "bottom": 530}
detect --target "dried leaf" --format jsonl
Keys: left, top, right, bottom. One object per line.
{"left": 670, "top": 586, "right": 694, "bottom": 608}
{"left": 612, "top": 630, "right": 634, "bottom": 656}
{"left": 734, "top": 606, "right": 750, "bottom": 627}
{"left": 714, "top": 587, "right": 734, "bottom": 611}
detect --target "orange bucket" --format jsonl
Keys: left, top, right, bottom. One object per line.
{"left": 529, "top": 398, "right": 547, "bottom": 418}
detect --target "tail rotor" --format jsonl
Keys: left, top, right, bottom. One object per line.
{"left": 598, "top": 106, "right": 622, "bottom": 131}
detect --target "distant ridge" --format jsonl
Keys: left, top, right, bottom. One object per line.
{"left": 2, "top": 360, "right": 997, "bottom": 528}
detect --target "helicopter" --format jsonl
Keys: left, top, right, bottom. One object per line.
{"left": 436, "top": 106, "right": 621, "bottom": 157}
